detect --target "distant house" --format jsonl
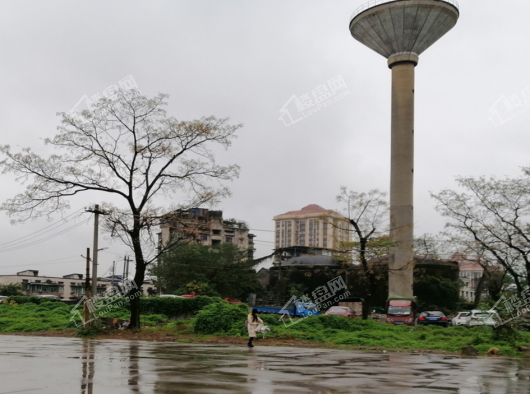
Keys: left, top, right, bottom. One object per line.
{"left": 0, "top": 270, "right": 154, "bottom": 299}
{"left": 445, "top": 253, "right": 503, "bottom": 301}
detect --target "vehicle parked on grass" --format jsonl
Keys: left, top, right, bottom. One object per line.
{"left": 386, "top": 298, "right": 417, "bottom": 326}
{"left": 452, "top": 311, "right": 471, "bottom": 326}
{"left": 254, "top": 299, "right": 320, "bottom": 317}
{"left": 417, "top": 311, "right": 449, "bottom": 327}
{"left": 159, "top": 294, "right": 186, "bottom": 298}
{"left": 466, "top": 310, "right": 499, "bottom": 327}
{"left": 0, "top": 296, "right": 8, "bottom": 302}
{"left": 338, "top": 297, "right": 363, "bottom": 318}
{"left": 325, "top": 306, "right": 355, "bottom": 317}
{"left": 35, "top": 295, "right": 61, "bottom": 300}
{"left": 223, "top": 298, "right": 241, "bottom": 304}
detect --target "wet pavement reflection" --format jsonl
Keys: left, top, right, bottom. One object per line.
{"left": 0, "top": 335, "right": 529, "bottom": 393}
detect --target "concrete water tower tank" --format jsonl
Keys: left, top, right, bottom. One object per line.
{"left": 349, "top": 0, "right": 459, "bottom": 298}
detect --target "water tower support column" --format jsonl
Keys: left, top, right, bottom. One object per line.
{"left": 388, "top": 53, "right": 418, "bottom": 298}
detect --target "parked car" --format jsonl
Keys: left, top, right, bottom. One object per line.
{"left": 36, "top": 295, "right": 61, "bottom": 300}
{"left": 452, "top": 311, "right": 471, "bottom": 326}
{"left": 159, "top": 294, "right": 185, "bottom": 298}
{"left": 0, "top": 296, "right": 8, "bottom": 302}
{"left": 417, "top": 311, "right": 449, "bottom": 327}
{"left": 466, "top": 310, "right": 498, "bottom": 327}
{"left": 325, "top": 306, "right": 355, "bottom": 317}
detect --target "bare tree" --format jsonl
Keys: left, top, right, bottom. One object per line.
{"left": 413, "top": 233, "right": 452, "bottom": 260}
{"left": 431, "top": 171, "right": 530, "bottom": 295}
{"left": 0, "top": 89, "right": 241, "bottom": 328}
{"left": 336, "top": 187, "right": 390, "bottom": 319}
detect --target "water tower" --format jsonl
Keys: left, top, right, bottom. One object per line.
{"left": 349, "top": 0, "right": 459, "bottom": 298}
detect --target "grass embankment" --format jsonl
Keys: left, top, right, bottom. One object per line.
{"left": 0, "top": 298, "right": 168, "bottom": 333}
{"left": 1, "top": 299, "right": 529, "bottom": 356}
{"left": 190, "top": 302, "right": 530, "bottom": 356}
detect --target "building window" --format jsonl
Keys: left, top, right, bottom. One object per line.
{"left": 200, "top": 234, "right": 208, "bottom": 241}
{"left": 71, "top": 285, "right": 85, "bottom": 295}
{"left": 213, "top": 229, "right": 221, "bottom": 235}
{"left": 225, "top": 237, "right": 233, "bottom": 243}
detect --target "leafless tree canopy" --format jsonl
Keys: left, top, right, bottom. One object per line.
{"left": 336, "top": 186, "right": 390, "bottom": 262}
{"left": 336, "top": 186, "right": 390, "bottom": 318}
{"left": 431, "top": 170, "right": 530, "bottom": 293}
{"left": 0, "top": 89, "right": 242, "bottom": 327}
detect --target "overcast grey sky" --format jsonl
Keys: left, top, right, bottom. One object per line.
{"left": 0, "top": 0, "right": 529, "bottom": 278}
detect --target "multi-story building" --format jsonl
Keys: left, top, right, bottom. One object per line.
{"left": 159, "top": 208, "right": 255, "bottom": 257}
{"left": 449, "top": 253, "right": 503, "bottom": 302}
{"left": 273, "top": 204, "right": 351, "bottom": 250}
{"left": 0, "top": 270, "right": 155, "bottom": 299}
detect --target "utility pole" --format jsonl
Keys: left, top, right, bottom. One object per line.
{"left": 86, "top": 204, "right": 107, "bottom": 297}
{"left": 122, "top": 255, "right": 127, "bottom": 279}
{"left": 84, "top": 247, "right": 91, "bottom": 327}
{"left": 125, "top": 256, "right": 130, "bottom": 279}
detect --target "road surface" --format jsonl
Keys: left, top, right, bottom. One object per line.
{"left": 0, "top": 335, "right": 529, "bottom": 393}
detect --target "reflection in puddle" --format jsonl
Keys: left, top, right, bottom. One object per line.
{"left": 80, "top": 340, "right": 94, "bottom": 394}
{"left": 0, "top": 336, "right": 529, "bottom": 394}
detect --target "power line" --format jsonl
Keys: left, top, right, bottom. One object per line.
{"left": 0, "top": 258, "right": 83, "bottom": 269}
{"left": 0, "top": 218, "right": 90, "bottom": 253}
{"left": 0, "top": 208, "right": 85, "bottom": 248}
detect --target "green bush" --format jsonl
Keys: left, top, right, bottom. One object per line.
{"left": 0, "top": 302, "right": 76, "bottom": 332}
{"left": 194, "top": 302, "right": 248, "bottom": 335}
{"left": 259, "top": 314, "right": 282, "bottom": 327}
{"left": 6, "top": 296, "right": 59, "bottom": 305}
{"left": 138, "top": 296, "right": 223, "bottom": 318}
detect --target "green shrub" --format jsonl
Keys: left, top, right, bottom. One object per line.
{"left": 194, "top": 302, "right": 248, "bottom": 335}
{"left": 260, "top": 314, "right": 282, "bottom": 327}
{"left": 138, "top": 296, "right": 223, "bottom": 318}
{"left": 6, "top": 296, "right": 59, "bottom": 305}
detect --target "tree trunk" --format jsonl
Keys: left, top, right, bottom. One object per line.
{"left": 362, "top": 273, "right": 378, "bottom": 320}
{"left": 362, "top": 295, "right": 371, "bottom": 320}
{"left": 473, "top": 274, "right": 486, "bottom": 308}
{"left": 129, "top": 263, "right": 146, "bottom": 329}
{"left": 128, "top": 226, "right": 146, "bottom": 329}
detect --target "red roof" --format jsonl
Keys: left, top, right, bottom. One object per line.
{"left": 277, "top": 204, "right": 337, "bottom": 216}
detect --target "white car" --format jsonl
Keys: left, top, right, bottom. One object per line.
{"left": 452, "top": 311, "right": 471, "bottom": 326}
{"left": 36, "top": 295, "right": 61, "bottom": 300}
{"left": 159, "top": 294, "right": 185, "bottom": 298}
{"left": 466, "top": 310, "right": 499, "bottom": 327}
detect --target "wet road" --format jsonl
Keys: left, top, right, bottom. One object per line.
{"left": 1, "top": 336, "right": 530, "bottom": 394}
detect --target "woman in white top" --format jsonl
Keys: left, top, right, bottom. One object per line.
{"left": 247, "top": 308, "right": 263, "bottom": 347}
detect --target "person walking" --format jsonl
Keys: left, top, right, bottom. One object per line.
{"left": 247, "top": 308, "right": 263, "bottom": 348}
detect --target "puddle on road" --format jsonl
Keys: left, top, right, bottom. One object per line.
{"left": 0, "top": 336, "right": 529, "bottom": 393}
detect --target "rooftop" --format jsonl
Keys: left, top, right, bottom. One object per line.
{"left": 275, "top": 204, "right": 344, "bottom": 218}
